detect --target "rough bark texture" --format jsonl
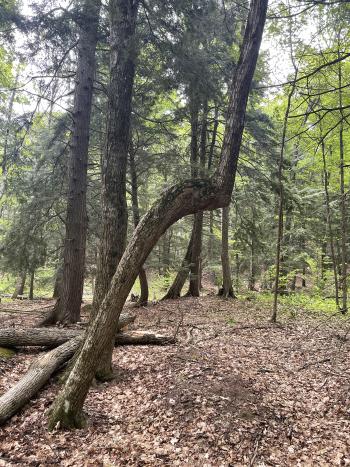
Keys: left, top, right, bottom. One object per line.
{"left": 219, "top": 206, "right": 235, "bottom": 298}
{"left": 48, "top": 0, "right": 268, "bottom": 429}
{"left": 0, "top": 327, "right": 172, "bottom": 349}
{"left": 92, "top": 0, "right": 139, "bottom": 314}
{"left": 42, "top": 0, "right": 101, "bottom": 325}
{"left": 12, "top": 272, "right": 26, "bottom": 299}
{"left": 0, "top": 338, "right": 81, "bottom": 426}
{"left": 91, "top": 0, "right": 139, "bottom": 380}
{"left": 52, "top": 262, "right": 64, "bottom": 299}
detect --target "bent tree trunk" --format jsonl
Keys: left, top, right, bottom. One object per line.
{"left": 41, "top": 0, "right": 101, "bottom": 325}
{"left": 219, "top": 206, "right": 235, "bottom": 298}
{"left": 91, "top": 0, "right": 139, "bottom": 380}
{"left": 12, "top": 272, "right": 26, "bottom": 299}
{"left": 48, "top": 0, "right": 268, "bottom": 430}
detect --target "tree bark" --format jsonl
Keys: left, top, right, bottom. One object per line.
{"left": 93, "top": 0, "right": 139, "bottom": 314}
{"left": 48, "top": 0, "right": 268, "bottom": 429}
{"left": 0, "top": 327, "right": 173, "bottom": 349}
{"left": 92, "top": 0, "right": 140, "bottom": 379}
{"left": 12, "top": 272, "right": 26, "bottom": 299}
{"left": 0, "top": 338, "right": 81, "bottom": 426}
{"left": 41, "top": 0, "right": 101, "bottom": 325}
{"left": 219, "top": 205, "right": 235, "bottom": 298}
{"left": 52, "top": 261, "right": 64, "bottom": 299}
{"left": 337, "top": 57, "right": 348, "bottom": 314}
{"left": 321, "top": 142, "right": 339, "bottom": 307}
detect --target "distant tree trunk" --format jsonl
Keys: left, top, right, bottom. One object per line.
{"left": 187, "top": 96, "right": 208, "bottom": 297}
{"left": 219, "top": 205, "right": 235, "bottom": 298}
{"left": 40, "top": 0, "right": 101, "bottom": 325}
{"left": 187, "top": 212, "right": 204, "bottom": 296}
{"left": 321, "top": 142, "right": 339, "bottom": 307}
{"left": 29, "top": 270, "right": 35, "bottom": 300}
{"left": 130, "top": 148, "right": 148, "bottom": 306}
{"left": 47, "top": 0, "right": 268, "bottom": 429}
{"left": 91, "top": 0, "right": 139, "bottom": 380}
{"left": 12, "top": 272, "right": 26, "bottom": 299}
{"left": 248, "top": 208, "right": 257, "bottom": 291}
{"left": 271, "top": 69, "right": 297, "bottom": 322}
{"left": 162, "top": 231, "right": 194, "bottom": 300}
{"left": 337, "top": 58, "right": 348, "bottom": 314}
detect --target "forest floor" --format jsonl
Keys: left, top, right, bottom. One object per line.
{"left": 0, "top": 293, "right": 350, "bottom": 466}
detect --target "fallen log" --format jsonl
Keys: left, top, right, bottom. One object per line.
{"left": 0, "top": 328, "right": 175, "bottom": 348}
{"left": 0, "top": 337, "right": 81, "bottom": 425}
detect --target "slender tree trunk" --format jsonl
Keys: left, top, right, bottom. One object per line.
{"left": 187, "top": 97, "right": 208, "bottom": 296}
{"left": 91, "top": 0, "right": 139, "bottom": 380}
{"left": 219, "top": 205, "right": 235, "bottom": 297}
{"left": 271, "top": 72, "right": 297, "bottom": 322}
{"left": 130, "top": 148, "right": 148, "bottom": 306}
{"left": 29, "top": 270, "right": 35, "bottom": 300}
{"left": 187, "top": 212, "right": 204, "bottom": 296}
{"left": 40, "top": 0, "right": 101, "bottom": 325}
{"left": 47, "top": 0, "right": 268, "bottom": 429}
{"left": 321, "top": 143, "right": 340, "bottom": 307}
{"left": 162, "top": 231, "right": 194, "bottom": 300}
{"left": 12, "top": 272, "right": 26, "bottom": 299}
{"left": 337, "top": 58, "right": 348, "bottom": 313}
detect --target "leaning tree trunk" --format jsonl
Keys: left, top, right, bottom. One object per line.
{"left": 12, "top": 271, "right": 26, "bottom": 299}
{"left": 47, "top": 0, "right": 268, "bottom": 429}
{"left": 219, "top": 205, "right": 235, "bottom": 298}
{"left": 91, "top": 0, "right": 139, "bottom": 380}
{"left": 40, "top": 0, "right": 101, "bottom": 326}
{"left": 130, "top": 147, "right": 149, "bottom": 306}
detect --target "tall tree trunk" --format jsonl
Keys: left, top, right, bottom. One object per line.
{"left": 321, "top": 143, "right": 339, "bottom": 307}
{"left": 271, "top": 72, "right": 297, "bottom": 322}
{"left": 47, "top": 0, "right": 268, "bottom": 429}
{"left": 130, "top": 148, "right": 148, "bottom": 306}
{"left": 40, "top": 0, "right": 101, "bottom": 325}
{"left": 12, "top": 272, "right": 26, "bottom": 299}
{"left": 187, "top": 97, "right": 208, "bottom": 296}
{"left": 219, "top": 205, "right": 235, "bottom": 297}
{"left": 337, "top": 58, "right": 348, "bottom": 314}
{"left": 29, "top": 270, "right": 35, "bottom": 300}
{"left": 91, "top": 0, "right": 139, "bottom": 380}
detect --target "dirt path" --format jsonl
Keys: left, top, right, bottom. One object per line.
{"left": 0, "top": 296, "right": 349, "bottom": 466}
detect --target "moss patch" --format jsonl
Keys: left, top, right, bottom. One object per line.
{"left": 0, "top": 347, "right": 16, "bottom": 358}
